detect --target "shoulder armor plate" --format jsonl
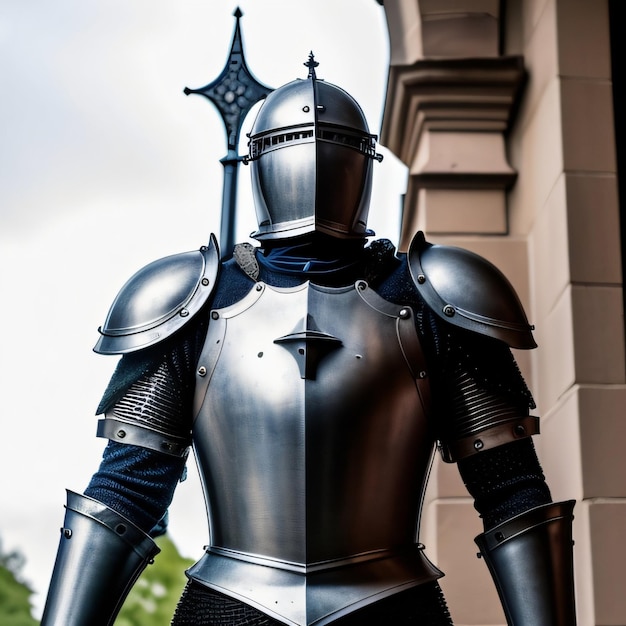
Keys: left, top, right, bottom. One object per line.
{"left": 94, "top": 234, "right": 220, "bottom": 355}
{"left": 407, "top": 231, "right": 536, "bottom": 349}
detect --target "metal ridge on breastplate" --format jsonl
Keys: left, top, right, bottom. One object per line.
{"left": 187, "top": 546, "right": 443, "bottom": 626}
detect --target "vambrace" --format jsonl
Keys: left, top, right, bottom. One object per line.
{"left": 41, "top": 490, "right": 160, "bottom": 626}
{"left": 475, "top": 500, "right": 576, "bottom": 625}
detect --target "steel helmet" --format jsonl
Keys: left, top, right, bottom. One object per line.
{"left": 246, "top": 55, "right": 382, "bottom": 241}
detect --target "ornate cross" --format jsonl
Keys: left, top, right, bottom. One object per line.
{"left": 185, "top": 8, "right": 273, "bottom": 258}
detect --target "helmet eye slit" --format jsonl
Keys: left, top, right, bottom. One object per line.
{"left": 316, "top": 128, "right": 377, "bottom": 158}
{"left": 250, "top": 129, "right": 315, "bottom": 159}
{"left": 249, "top": 127, "right": 377, "bottom": 160}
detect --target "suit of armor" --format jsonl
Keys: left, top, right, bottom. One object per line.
{"left": 42, "top": 62, "right": 576, "bottom": 625}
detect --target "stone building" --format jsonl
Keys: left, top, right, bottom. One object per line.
{"left": 377, "top": 1, "right": 625, "bottom": 624}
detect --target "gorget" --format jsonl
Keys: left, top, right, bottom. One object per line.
{"left": 190, "top": 280, "right": 441, "bottom": 625}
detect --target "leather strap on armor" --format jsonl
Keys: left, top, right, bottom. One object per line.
{"left": 41, "top": 490, "right": 160, "bottom": 626}
{"left": 475, "top": 500, "right": 576, "bottom": 625}
{"left": 97, "top": 417, "right": 190, "bottom": 457}
{"left": 440, "top": 415, "right": 539, "bottom": 463}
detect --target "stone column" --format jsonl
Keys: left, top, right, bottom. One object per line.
{"left": 381, "top": 0, "right": 525, "bottom": 249}
{"left": 380, "top": 1, "right": 625, "bottom": 624}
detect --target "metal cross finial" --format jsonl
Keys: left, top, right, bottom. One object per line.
{"left": 304, "top": 52, "right": 319, "bottom": 79}
{"left": 184, "top": 8, "right": 273, "bottom": 258}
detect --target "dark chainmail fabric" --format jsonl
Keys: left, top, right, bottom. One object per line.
{"left": 84, "top": 441, "right": 186, "bottom": 534}
{"left": 171, "top": 580, "right": 454, "bottom": 626}
{"left": 106, "top": 359, "right": 194, "bottom": 443}
{"left": 96, "top": 309, "right": 210, "bottom": 418}
{"left": 432, "top": 326, "right": 535, "bottom": 443}
{"left": 332, "top": 582, "right": 453, "bottom": 626}
{"left": 458, "top": 438, "right": 552, "bottom": 530}
{"left": 171, "top": 582, "right": 282, "bottom": 626}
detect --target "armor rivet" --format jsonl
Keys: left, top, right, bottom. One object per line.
{"left": 514, "top": 424, "right": 526, "bottom": 436}
{"left": 443, "top": 304, "right": 455, "bottom": 317}
{"left": 202, "top": 278, "right": 210, "bottom": 286}
{"left": 258, "top": 352, "right": 263, "bottom": 358}
{"left": 62, "top": 528, "right": 72, "bottom": 539}
{"left": 115, "top": 524, "right": 127, "bottom": 535}
{"left": 198, "top": 366, "right": 207, "bottom": 377}
{"left": 256, "top": 284, "right": 263, "bottom": 291}
{"left": 355, "top": 354, "right": 362, "bottom": 359}
{"left": 399, "top": 308, "right": 410, "bottom": 319}
{"left": 495, "top": 532, "right": 505, "bottom": 542}
{"left": 303, "top": 105, "right": 310, "bottom": 112}
{"left": 117, "top": 430, "right": 126, "bottom": 439}
{"left": 180, "top": 308, "right": 189, "bottom": 317}
{"left": 417, "top": 274, "right": 426, "bottom": 284}
{"left": 419, "top": 370, "right": 428, "bottom": 379}
{"left": 212, "top": 311, "right": 219, "bottom": 320}
{"left": 474, "top": 439, "right": 484, "bottom": 451}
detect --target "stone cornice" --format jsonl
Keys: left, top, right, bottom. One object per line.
{"left": 381, "top": 56, "right": 527, "bottom": 165}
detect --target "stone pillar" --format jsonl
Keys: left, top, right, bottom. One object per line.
{"left": 380, "top": 1, "right": 625, "bottom": 624}
{"left": 381, "top": 0, "right": 525, "bottom": 250}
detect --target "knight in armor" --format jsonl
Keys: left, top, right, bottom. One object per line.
{"left": 42, "top": 59, "right": 577, "bottom": 625}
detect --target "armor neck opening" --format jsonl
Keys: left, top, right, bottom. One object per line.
{"left": 258, "top": 234, "right": 366, "bottom": 278}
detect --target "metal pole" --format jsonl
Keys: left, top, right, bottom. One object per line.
{"left": 184, "top": 8, "right": 273, "bottom": 259}
{"left": 219, "top": 149, "right": 240, "bottom": 258}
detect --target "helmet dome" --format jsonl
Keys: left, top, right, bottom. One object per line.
{"left": 247, "top": 56, "right": 382, "bottom": 241}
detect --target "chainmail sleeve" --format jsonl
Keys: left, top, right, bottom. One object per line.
{"left": 430, "top": 322, "right": 551, "bottom": 530}
{"left": 434, "top": 326, "right": 537, "bottom": 460}
{"left": 84, "top": 313, "right": 209, "bottom": 533}
{"left": 95, "top": 312, "right": 209, "bottom": 456}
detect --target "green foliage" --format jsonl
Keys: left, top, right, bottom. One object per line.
{"left": 115, "top": 534, "right": 194, "bottom": 626}
{"left": 0, "top": 541, "right": 38, "bottom": 626}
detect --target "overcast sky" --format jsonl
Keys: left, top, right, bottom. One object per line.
{"left": 0, "top": 1, "right": 408, "bottom": 617}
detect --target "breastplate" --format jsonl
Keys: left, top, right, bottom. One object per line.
{"left": 190, "top": 280, "right": 441, "bottom": 625}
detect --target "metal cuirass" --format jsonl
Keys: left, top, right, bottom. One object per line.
{"left": 189, "top": 280, "right": 442, "bottom": 625}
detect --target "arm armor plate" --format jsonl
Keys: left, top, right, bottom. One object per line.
{"left": 407, "top": 231, "right": 536, "bottom": 350}
{"left": 94, "top": 234, "right": 220, "bottom": 355}
{"left": 41, "top": 490, "right": 160, "bottom": 626}
{"left": 475, "top": 500, "right": 577, "bottom": 625}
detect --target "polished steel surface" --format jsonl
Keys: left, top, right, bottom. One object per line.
{"left": 94, "top": 234, "right": 219, "bottom": 354}
{"left": 247, "top": 66, "right": 379, "bottom": 241}
{"left": 41, "top": 491, "right": 159, "bottom": 626}
{"left": 190, "top": 280, "right": 436, "bottom": 624}
{"left": 475, "top": 500, "right": 576, "bottom": 625}
{"left": 187, "top": 547, "right": 442, "bottom": 626}
{"left": 408, "top": 231, "right": 537, "bottom": 349}
{"left": 97, "top": 417, "right": 191, "bottom": 457}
